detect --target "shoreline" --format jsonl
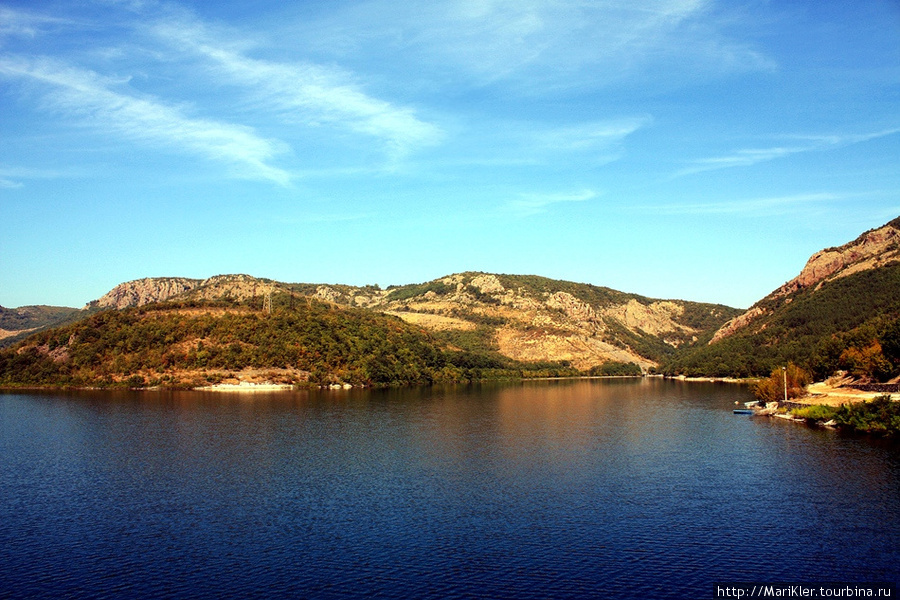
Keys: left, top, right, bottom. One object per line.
{"left": 2, "top": 374, "right": 758, "bottom": 393}
{"left": 797, "top": 381, "right": 894, "bottom": 406}
{"left": 667, "top": 375, "right": 757, "bottom": 385}
{"left": 195, "top": 382, "right": 296, "bottom": 392}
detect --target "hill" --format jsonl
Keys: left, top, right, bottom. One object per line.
{"left": 0, "top": 297, "right": 578, "bottom": 389}
{"left": 0, "top": 272, "right": 741, "bottom": 388}
{"left": 0, "top": 304, "right": 83, "bottom": 347}
{"left": 79, "top": 272, "right": 741, "bottom": 372}
{"left": 666, "top": 217, "right": 900, "bottom": 380}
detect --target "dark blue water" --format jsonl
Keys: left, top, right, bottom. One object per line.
{"left": 2, "top": 379, "right": 898, "bottom": 599}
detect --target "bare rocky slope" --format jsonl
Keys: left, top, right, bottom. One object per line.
{"left": 710, "top": 217, "right": 900, "bottom": 344}
{"left": 81, "top": 272, "right": 740, "bottom": 372}
{"left": 667, "top": 217, "right": 900, "bottom": 379}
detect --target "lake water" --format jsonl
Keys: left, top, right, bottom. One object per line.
{"left": 2, "top": 379, "right": 898, "bottom": 599}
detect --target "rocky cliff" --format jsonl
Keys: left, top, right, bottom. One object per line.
{"left": 710, "top": 217, "right": 900, "bottom": 344}
{"left": 88, "top": 277, "right": 202, "bottom": 309}
{"left": 310, "top": 272, "right": 736, "bottom": 370}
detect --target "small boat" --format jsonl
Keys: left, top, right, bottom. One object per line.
{"left": 732, "top": 408, "right": 755, "bottom": 415}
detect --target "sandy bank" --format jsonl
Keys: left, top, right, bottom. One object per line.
{"left": 196, "top": 382, "right": 295, "bottom": 392}
{"left": 799, "top": 382, "right": 893, "bottom": 406}
{"left": 669, "top": 375, "right": 756, "bottom": 384}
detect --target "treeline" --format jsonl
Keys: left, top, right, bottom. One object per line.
{"left": 793, "top": 395, "right": 900, "bottom": 438}
{"left": 588, "top": 361, "right": 643, "bottom": 377}
{"left": 0, "top": 297, "right": 581, "bottom": 388}
{"left": 665, "top": 265, "right": 900, "bottom": 380}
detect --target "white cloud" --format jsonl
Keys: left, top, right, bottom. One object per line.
{"left": 317, "top": 0, "right": 774, "bottom": 90}
{"left": 0, "top": 6, "right": 76, "bottom": 41}
{"left": 506, "top": 189, "right": 597, "bottom": 216}
{"left": 0, "top": 56, "right": 292, "bottom": 185}
{"left": 678, "top": 128, "right": 900, "bottom": 176}
{"left": 149, "top": 15, "right": 442, "bottom": 163}
{"left": 444, "top": 117, "right": 650, "bottom": 169}
{"left": 0, "top": 164, "right": 84, "bottom": 189}
{"left": 652, "top": 192, "right": 841, "bottom": 216}
{"left": 530, "top": 118, "right": 651, "bottom": 152}
{"left": 0, "top": 178, "right": 24, "bottom": 189}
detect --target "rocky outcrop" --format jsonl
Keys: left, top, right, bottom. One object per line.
{"left": 189, "top": 274, "right": 278, "bottom": 302}
{"left": 601, "top": 299, "right": 692, "bottom": 338}
{"left": 546, "top": 291, "right": 597, "bottom": 322}
{"left": 314, "top": 286, "right": 343, "bottom": 304}
{"left": 88, "top": 274, "right": 288, "bottom": 308}
{"left": 709, "top": 306, "right": 768, "bottom": 344}
{"left": 496, "top": 327, "right": 654, "bottom": 371}
{"left": 469, "top": 274, "right": 505, "bottom": 295}
{"left": 710, "top": 218, "right": 900, "bottom": 344}
{"left": 89, "top": 277, "right": 201, "bottom": 309}
{"left": 774, "top": 223, "right": 900, "bottom": 298}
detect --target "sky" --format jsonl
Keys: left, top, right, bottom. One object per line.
{"left": 1, "top": 0, "right": 899, "bottom": 309}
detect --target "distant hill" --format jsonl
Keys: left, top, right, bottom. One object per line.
{"left": 666, "top": 217, "right": 900, "bottom": 380}
{"left": 81, "top": 272, "right": 741, "bottom": 372}
{"left": 0, "top": 271, "right": 741, "bottom": 388}
{"left": 0, "top": 304, "right": 83, "bottom": 348}
{"left": 0, "top": 298, "right": 578, "bottom": 388}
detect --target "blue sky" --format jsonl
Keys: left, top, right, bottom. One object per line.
{"left": 1, "top": 0, "right": 898, "bottom": 309}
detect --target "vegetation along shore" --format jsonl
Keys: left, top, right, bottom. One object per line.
{"left": 1, "top": 218, "right": 899, "bottom": 436}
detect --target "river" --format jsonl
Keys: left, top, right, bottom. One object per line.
{"left": 1, "top": 379, "right": 898, "bottom": 598}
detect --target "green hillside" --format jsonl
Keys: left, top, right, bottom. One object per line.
{"left": 0, "top": 296, "right": 578, "bottom": 389}
{"left": 665, "top": 264, "right": 900, "bottom": 380}
{"left": 0, "top": 305, "right": 85, "bottom": 348}
{"left": 0, "top": 304, "right": 80, "bottom": 331}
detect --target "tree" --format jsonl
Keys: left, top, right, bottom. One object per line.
{"left": 839, "top": 341, "right": 892, "bottom": 381}
{"left": 753, "top": 363, "right": 810, "bottom": 403}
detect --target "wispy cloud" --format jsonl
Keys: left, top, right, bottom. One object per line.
{"left": 651, "top": 192, "right": 842, "bottom": 216}
{"left": 0, "top": 178, "right": 23, "bottom": 189}
{"left": 0, "top": 6, "right": 76, "bottom": 40}
{"left": 0, "top": 164, "right": 85, "bottom": 189}
{"left": 321, "top": 0, "right": 773, "bottom": 90}
{"left": 530, "top": 118, "right": 651, "bottom": 152}
{"left": 678, "top": 128, "right": 900, "bottom": 176}
{"left": 149, "top": 15, "right": 442, "bottom": 163}
{"left": 445, "top": 117, "right": 650, "bottom": 169}
{"left": 0, "top": 56, "right": 292, "bottom": 185}
{"left": 506, "top": 189, "right": 597, "bottom": 217}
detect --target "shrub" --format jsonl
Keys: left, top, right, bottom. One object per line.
{"left": 791, "top": 405, "right": 837, "bottom": 422}
{"left": 832, "top": 394, "right": 900, "bottom": 436}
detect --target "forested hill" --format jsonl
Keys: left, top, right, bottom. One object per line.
{"left": 0, "top": 272, "right": 741, "bottom": 387}
{"left": 6, "top": 214, "right": 899, "bottom": 388}
{"left": 665, "top": 217, "right": 900, "bottom": 380}
{"left": 83, "top": 272, "right": 741, "bottom": 372}
{"left": 0, "top": 298, "right": 579, "bottom": 389}
{"left": 0, "top": 304, "right": 82, "bottom": 347}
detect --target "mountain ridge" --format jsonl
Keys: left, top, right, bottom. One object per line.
{"left": 667, "top": 217, "right": 900, "bottom": 380}
{"left": 4, "top": 217, "right": 899, "bottom": 385}
{"left": 0, "top": 271, "right": 742, "bottom": 375}
{"left": 710, "top": 218, "right": 900, "bottom": 344}
{"left": 76, "top": 271, "right": 740, "bottom": 371}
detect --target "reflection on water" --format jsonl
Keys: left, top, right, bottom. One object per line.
{"left": 1, "top": 379, "right": 898, "bottom": 599}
